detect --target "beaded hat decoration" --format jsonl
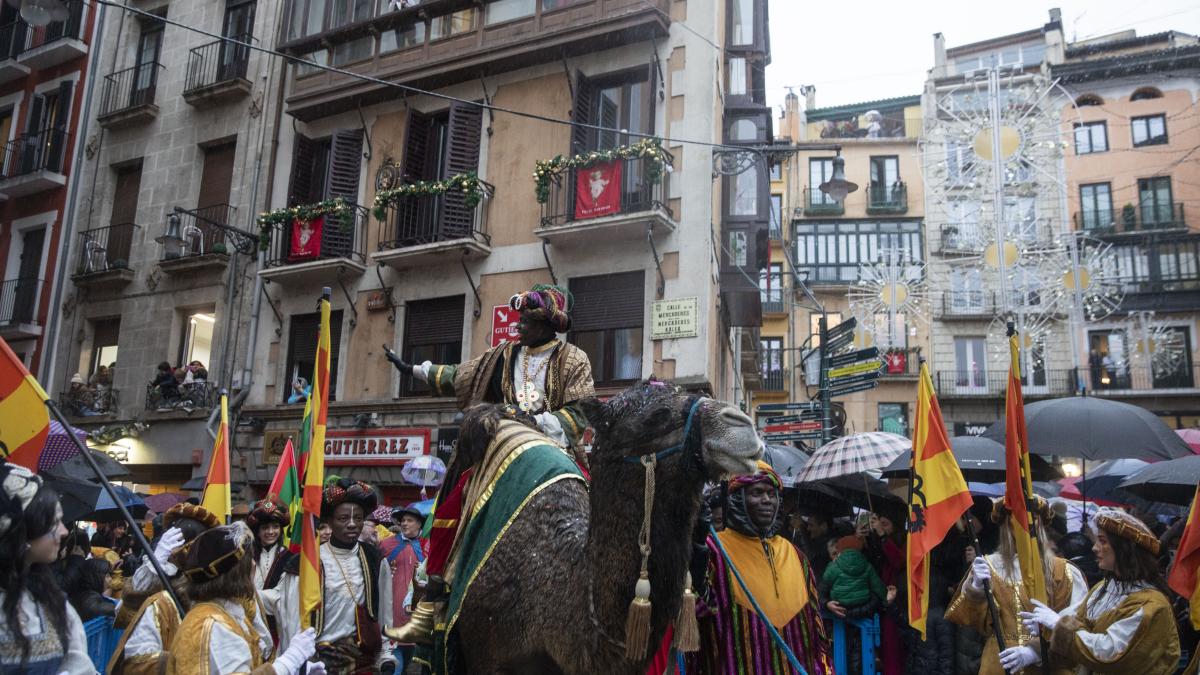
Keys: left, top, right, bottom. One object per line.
{"left": 246, "top": 495, "right": 290, "bottom": 529}
{"left": 181, "top": 521, "right": 254, "bottom": 582}
{"left": 0, "top": 461, "right": 42, "bottom": 538}
{"left": 509, "top": 284, "right": 573, "bottom": 333}
{"left": 1095, "top": 507, "right": 1159, "bottom": 555}
{"left": 321, "top": 475, "right": 379, "bottom": 518}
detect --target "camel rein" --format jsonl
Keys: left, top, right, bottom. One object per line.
{"left": 586, "top": 397, "right": 706, "bottom": 655}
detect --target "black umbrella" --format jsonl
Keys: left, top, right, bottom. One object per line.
{"left": 982, "top": 396, "right": 1193, "bottom": 461}
{"left": 795, "top": 473, "right": 905, "bottom": 520}
{"left": 762, "top": 444, "right": 809, "bottom": 488}
{"left": 42, "top": 449, "right": 130, "bottom": 482}
{"left": 879, "top": 435, "right": 1062, "bottom": 482}
{"left": 48, "top": 478, "right": 148, "bottom": 523}
{"left": 1117, "top": 455, "right": 1200, "bottom": 506}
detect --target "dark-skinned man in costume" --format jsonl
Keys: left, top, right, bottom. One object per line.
{"left": 382, "top": 284, "right": 595, "bottom": 645}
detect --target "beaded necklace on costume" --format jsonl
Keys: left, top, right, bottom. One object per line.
{"left": 516, "top": 340, "right": 556, "bottom": 413}
{"left": 328, "top": 544, "right": 362, "bottom": 603}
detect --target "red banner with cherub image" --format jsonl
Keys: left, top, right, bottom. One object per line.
{"left": 574, "top": 159, "right": 622, "bottom": 220}
{"left": 289, "top": 215, "right": 323, "bottom": 261}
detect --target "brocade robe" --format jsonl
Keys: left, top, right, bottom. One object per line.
{"left": 1049, "top": 580, "right": 1180, "bottom": 675}
{"left": 167, "top": 600, "right": 276, "bottom": 675}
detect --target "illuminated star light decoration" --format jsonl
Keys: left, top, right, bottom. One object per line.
{"left": 1064, "top": 236, "right": 1126, "bottom": 322}
{"left": 1118, "top": 311, "right": 1189, "bottom": 378}
{"left": 848, "top": 248, "right": 929, "bottom": 350}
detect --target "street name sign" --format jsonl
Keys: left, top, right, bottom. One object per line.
{"left": 828, "top": 359, "right": 883, "bottom": 379}
{"left": 829, "top": 347, "right": 880, "bottom": 368}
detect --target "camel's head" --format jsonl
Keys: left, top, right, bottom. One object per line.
{"left": 581, "top": 379, "right": 760, "bottom": 479}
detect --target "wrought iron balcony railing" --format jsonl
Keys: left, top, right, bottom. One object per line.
{"left": 74, "top": 223, "right": 138, "bottom": 276}
{"left": 539, "top": 153, "right": 672, "bottom": 228}
{"left": 184, "top": 36, "right": 252, "bottom": 94}
{"left": 866, "top": 184, "right": 908, "bottom": 214}
{"left": 262, "top": 203, "right": 369, "bottom": 267}
{"left": 377, "top": 181, "right": 493, "bottom": 250}
{"left": 803, "top": 187, "right": 843, "bottom": 215}
{"left": 0, "top": 277, "right": 40, "bottom": 325}
{"left": 1075, "top": 203, "right": 1186, "bottom": 233}
{"left": 99, "top": 62, "right": 163, "bottom": 117}
{"left": 0, "top": 127, "right": 69, "bottom": 178}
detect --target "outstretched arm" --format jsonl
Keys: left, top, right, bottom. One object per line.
{"left": 383, "top": 344, "right": 460, "bottom": 397}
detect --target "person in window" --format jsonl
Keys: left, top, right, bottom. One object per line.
{"left": 150, "top": 362, "right": 180, "bottom": 409}
{"left": 382, "top": 284, "right": 594, "bottom": 645}
{"left": 66, "top": 373, "right": 102, "bottom": 416}
{"left": 0, "top": 461, "right": 95, "bottom": 675}
{"left": 1009, "top": 508, "right": 1181, "bottom": 674}
{"left": 287, "top": 377, "right": 311, "bottom": 405}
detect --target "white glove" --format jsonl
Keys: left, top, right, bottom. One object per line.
{"left": 274, "top": 628, "right": 318, "bottom": 675}
{"left": 1019, "top": 598, "right": 1061, "bottom": 635}
{"left": 304, "top": 662, "right": 327, "bottom": 675}
{"left": 998, "top": 645, "right": 1039, "bottom": 673}
{"left": 968, "top": 555, "right": 990, "bottom": 591}
{"left": 412, "top": 361, "right": 433, "bottom": 382}
{"left": 153, "top": 527, "right": 185, "bottom": 575}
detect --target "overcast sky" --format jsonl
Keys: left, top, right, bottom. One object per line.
{"left": 765, "top": 0, "right": 1200, "bottom": 114}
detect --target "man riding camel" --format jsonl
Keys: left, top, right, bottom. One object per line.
{"left": 383, "top": 283, "right": 595, "bottom": 645}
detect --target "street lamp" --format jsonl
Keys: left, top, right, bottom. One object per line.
{"left": 156, "top": 210, "right": 186, "bottom": 259}
{"left": 818, "top": 150, "right": 858, "bottom": 202}
{"left": 6, "top": 0, "right": 69, "bottom": 25}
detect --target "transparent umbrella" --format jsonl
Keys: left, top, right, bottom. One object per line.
{"left": 402, "top": 455, "right": 447, "bottom": 498}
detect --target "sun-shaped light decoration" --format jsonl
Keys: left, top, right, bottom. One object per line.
{"left": 848, "top": 248, "right": 929, "bottom": 350}
{"left": 1119, "top": 311, "right": 1189, "bottom": 378}
{"left": 1064, "top": 236, "right": 1126, "bottom": 322}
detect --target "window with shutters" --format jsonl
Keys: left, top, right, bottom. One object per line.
{"left": 276, "top": 130, "right": 364, "bottom": 263}
{"left": 400, "top": 295, "right": 465, "bottom": 397}
{"left": 284, "top": 310, "right": 343, "bottom": 403}
{"left": 90, "top": 318, "right": 121, "bottom": 378}
{"left": 23, "top": 80, "right": 73, "bottom": 174}
{"left": 385, "top": 102, "right": 483, "bottom": 247}
{"left": 569, "top": 271, "right": 644, "bottom": 386}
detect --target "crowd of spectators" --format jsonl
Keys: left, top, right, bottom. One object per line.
{"left": 147, "top": 360, "right": 211, "bottom": 411}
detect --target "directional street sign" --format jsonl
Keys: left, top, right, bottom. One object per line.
{"left": 828, "top": 359, "right": 883, "bottom": 379}
{"left": 763, "top": 421, "right": 823, "bottom": 434}
{"left": 828, "top": 371, "right": 880, "bottom": 388}
{"left": 766, "top": 411, "right": 821, "bottom": 425}
{"left": 829, "top": 347, "right": 880, "bottom": 369}
{"left": 757, "top": 402, "right": 822, "bottom": 413}
{"left": 824, "top": 332, "right": 855, "bottom": 354}
{"left": 830, "top": 381, "right": 880, "bottom": 398}
{"left": 763, "top": 431, "right": 825, "bottom": 443}
{"left": 825, "top": 317, "right": 857, "bottom": 340}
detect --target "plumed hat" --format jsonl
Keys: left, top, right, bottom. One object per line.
{"left": 1095, "top": 507, "right": 1159, "bottom": 555}
{"left": 181, "top": 521, "right": 254, "bottom": 582}
{"left": 509, "top": 284, "right": 573, "bottom": 333}
{"left": 321, "top": 476, "right": 379, "bottom": 519}
{"left": 246, "top": 495, "right": 290, "bottom": 529}
{"left": 0, "top": 461, "right": 43, "bottom": 538}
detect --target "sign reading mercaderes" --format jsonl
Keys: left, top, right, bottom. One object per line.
{"left": 325, "top": 428, "right": 431, "bottom": 466}
{"left": 651, "top": 297, "right": 699, "bottom": 340}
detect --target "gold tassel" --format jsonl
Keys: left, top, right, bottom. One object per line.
{"left": 625, "top": 573, "right": 653, "bottom": 661}
{"left": 674, "top": 571, "right": 700, "bottom": 653}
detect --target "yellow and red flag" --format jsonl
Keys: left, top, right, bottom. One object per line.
{"left": 1169, "top": 483, "right": 1200, "bottom": 629}
{"left": 907, "top": 361, "right": 973, "bottom": 639}
{"left": 200, "top": 394, "right": 232, "bottom": 523}
{"left": 299, "top": 294, "right": 332, "bottom": 628}
{"left": 0, "top": 337, "right": 50, "bottom": 470}
{"left": 1004, "top": 332, "right": 1047, "bottom": 604}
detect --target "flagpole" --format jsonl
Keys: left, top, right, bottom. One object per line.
{"left": 974, "top": 537, "right": 1006, "bottom": 652}
{"left": 43, "top": 399, "right": 186, "bottom": 615}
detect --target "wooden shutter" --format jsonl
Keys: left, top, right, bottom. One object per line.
{"left": 325, "top": 128, "right": 363, "bottom": 202}
{"left": 572, "top": 71, "right": 595, "bottom": 153}
{"left": 570, "top": 271, "right": 644, "bottom": 331}
{"left": 198, "top": 142, "right": 236, "bottom": 214}
{"left": 47, "top": 81, "right": 73, "bottom": 171}
{"left": 111, "top": 165, "right": 142, "bottom": 226}
{"left": 404, "top": 296, "right": 466, "bottom": 346}
{"left": 93, "top": 318, "right": 121, "bottom": 347}
{"left": 402, "top": 112, "right": 431, "bottom": 182}
{"left": 398, "top": 112, "right": 432, "bottom": 241}
{"left": 441, "top": 102, "right": 483, "bottom": 238}
{"left": 287, "top": 133, "right": 317, "bottom": 207}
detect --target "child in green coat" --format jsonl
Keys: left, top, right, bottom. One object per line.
{"left": 823, "top": 535, "right": 890, "bottom": 620}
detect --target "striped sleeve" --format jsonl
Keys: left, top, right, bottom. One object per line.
{"left": 550, "top": 402, "right": 588, "bottom": 448}
{"left": 427, "top": 364, "right": 459, "bottom": 398}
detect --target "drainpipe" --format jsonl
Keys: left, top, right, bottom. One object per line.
{"left": 41, "top": 0, "right": 108, "bottom": 388}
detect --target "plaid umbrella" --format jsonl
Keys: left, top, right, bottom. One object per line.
{"left": 144, "top": 492, "right": 188, "bottom": 513}
{"left": 793, "top": 432, "right": 911, "bottom": 483}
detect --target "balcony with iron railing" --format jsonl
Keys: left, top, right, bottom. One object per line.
{"left": 536, "top": 153, "right": 675, "bottom": 246}
{"left": 183, "top": 36, "right": 253, "bottom": 107}
{"left": 0, "top": 277, "right": 42, "bottom": 339}
{"left": 98, "top": 62, "right": 163, "bottom": 129}
{"left": 803, "top": 187, "right": 843, "bottom": 216}
{"left": 936, "top": 291, "right": 996, "bottom": 319}
{"left": 936, "top": 364, "right": 1200, "bottom": 399}
{"left": 760, "top": 291, "right": 785, "bottom": 315}
{"left": 146, "top": 379, "right": 217, "bottom": 413}
{"left": 158, "top": 204, "right": 237, "bottom": 273}
{"left": 1079, "top": 363, "right": 1200, "bottom": 394}
{"left": 936, "top": 219, "right": 1060, "bottom": 255}
{"left": 879, "top": 347, "right": 921, "bottom": 379}
{"left": 72, "top": 223, "right": 138, "bottom": 288}
{"left": 0, "top": 127, "right": 69, "bottom": 197}
{"left": 374, "top": 180, "right": 494, "bottom": 269}
{"left": 935, "top": 369, "right": 1078, "bottom": 399}
{"left": 1074, "top": 203, "right": 1187, "bottom": 235}
{"left": 866, "top": 183, "right": 908, "bottom": 215}
{"left": 280, "top": 0, "right": 670, "bottom": 121}
{"left": 60, "top": 386, "right": 118, "bottom": 419}
{"left": 758, "top": 367, "right": 786, "bottom": 392}
{"left": 259, "top": 203, "right": 370, "bottom": 282}
{"left": 0, "top": 22, "right": 27, "bottom": 83}
{"left": 15, "top": 0, "right": 86, "bottom": 70}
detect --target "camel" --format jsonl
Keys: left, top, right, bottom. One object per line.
{"left": 448, "top": 380, "right": 761, "bottom": 674}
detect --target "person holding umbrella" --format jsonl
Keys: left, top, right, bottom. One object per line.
{"left": 946, "top": 497, "right": 1087, "bottom": 675}
{"left": 1017, "top": 508, "right": 1180, "bottom": 674}
{"left": 0, "top": 461, "right": 95, "bottom": 674}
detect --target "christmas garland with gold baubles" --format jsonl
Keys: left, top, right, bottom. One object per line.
{"left": 533, "top": 138, "right": 668, "bottom": 204}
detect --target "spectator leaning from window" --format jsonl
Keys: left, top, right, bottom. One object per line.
{"left": 0, "top": 461, "right": 95, "bottom": 674}
{"left": 287, "top": 377, "right": 311, "bottom": 405}
{"left": 151, "top": 362, "right": 180, "bottom": 407}
{"left": 67, "top": 374, "right": 101, "bottom": 417}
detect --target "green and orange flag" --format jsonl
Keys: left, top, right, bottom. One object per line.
{"left": 0, "top": 337, "right": 50, "bottom": 470}
{"left": 1169, "top": 482, "right": 1200, "bottom": 629}
{"left": 907, "top": 361, "right": 972, "bottom": 639}
{"left": 299, "top": 293, "right": 332, "bottom": 629}
{"left": 201, "top": 394, "right": 232, "bottom": 523}
{"left": 1004, "top": 332, "right": 1048, "bottom": 604}
{"left": 268, "top": 438, "right": 303, "bottom": 554}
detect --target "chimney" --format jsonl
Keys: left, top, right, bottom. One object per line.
{"left": 1048, "top": 7, "right": 1062, "bottom": 25}
{"left": 801, "top": 84, "right": 816, "bottom": 111}
{"left": 931, "top": 32, "right": 948, "bottom": 78}
{"left": 1044, "top": 8, "right": 1065, "bottom": 64}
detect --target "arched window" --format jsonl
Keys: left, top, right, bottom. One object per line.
{"left": 1075, "top": 94, "right": 1103, "bottom": 107}
{"left": 1131, "top": 87, "right": 1163, "bottom": 101}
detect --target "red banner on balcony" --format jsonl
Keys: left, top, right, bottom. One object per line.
{"left": 289, "top": 215, "right": 323, "bottom": 262}
{"left": 574, "top": 159, "right": 622, "bottom": 220}
{"left": 886, "top": 350, "right": 907, "bottom": 374}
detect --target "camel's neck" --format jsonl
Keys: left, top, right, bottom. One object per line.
{"left": 586, "top": 452, "right": 705, "bottom": 661}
